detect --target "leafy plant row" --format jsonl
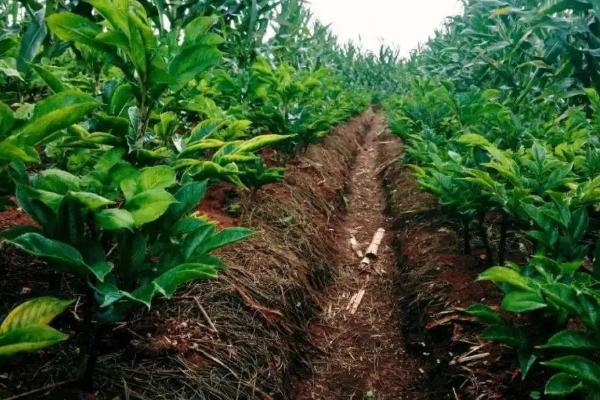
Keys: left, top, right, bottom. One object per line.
{"left": 0, "top": 0, "right": 378, "bottom": 390}
{"left": 386, "top": 1, "right": 600, "bottom": 398}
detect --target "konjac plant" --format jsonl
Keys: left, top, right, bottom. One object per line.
{"left": 385, "top": 1, "right": 600, "bottom": 398}
{"left": 0, "top": 0, "right": 381, "bottom": 394}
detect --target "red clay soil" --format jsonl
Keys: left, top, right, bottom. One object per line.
{"left": 195, "top": 183, "right": 239, "bottom": 228}
{"left": 0, "top": 204, "right": 35, "bottom": 231}
{"left": 292, "top": 115, "right": 420, "bottom": 399}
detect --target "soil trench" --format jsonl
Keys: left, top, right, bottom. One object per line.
{"left": 293, "top": 115, "right": 419, "bottom": 399}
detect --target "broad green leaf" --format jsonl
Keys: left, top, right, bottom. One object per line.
{"left": 0, "top": 101, "right": 15, "bottom": 136}
{"left": 542, "top": 0, "right": 592, "bottom": 15}
{"left": 152, "top": 263, "right": 218, "bottom": 299}
{"left": 235, "top": 134, "right": 295, "bottom": 153}
{"left": 0, "top": 297, "right": 72, "bottom": 333}
{"left": 179, "top": 139, "right": 225, "bottom": 157}
{"left": 20, "top": 186, "right": 64, "bottom": 213}
{"left": 176, "top": 160, "right": 246, "bottom": 188}
{"left": 126, "top": 14, "right": 147, "bottom": 75}
{"left": 542, "top": 356, "right": 600, "bottom": 387}
{"left": 169, "top": 45, "right": 221, "bottom": 90}
{"left": 0, "top": 58, "right": 22, "bottom": 80}
{"left": 95, "top": 208, "right": 135, "bottom": 230}
{"left": 90, "top": 261, "right": 114, "bottom": 282}
{"left": 120, "top": 177, "right": 139, "bottom": 202}
{"left": 457, "top": 133, "right": 492, "bottom": 147}
{"left": 541, "top": 283, "right": 580, "bottom": 315}
{"left": 465, "top": 303, "right": 504, "bottom": 324}
{"left": 15, "top": 184, "right": 55, "bottom": 227}
{"left": 545, "top": 163, "right": 573, "bottom": 190}
{"left": 35, "top": 169, "right": 81, "bottom": 194}
{"left": 5, "top": 233, "right": 106, "bottom": 280}
{"left": 14, "top": 91, "right": 99, "bottom": 145}
{"left": 518, "top": 350, "right": 537, "bottom": 380}
{"left": 545, "top": 373, "right": 583, "bottom": 396}
{"left": 46, "top": 12, "right": 102, "bottom": 48}
{"left": 119, "top": 231, "right": 147, "bottom": 279}
{"left": 501, "top": 291, "right": 547, "bottom": 312}
{"left": 109, "top": 83, "right": 133, "bottom": 115}
{"left": 94, "top": 148, "right": 126, "bottom": 176}
{"left": 540, "top": 330, "right": 600, "bottom": 351}
{"left": 139, "top": 165, "right": 176, "bottom": 191}
{"left": 558, "top": 260, "right": 583, "bottom": 275}
{"left": 183, "top": 15, "right": 218, "bottom": 41}
{"left": 478, "top": 267, "right": 531, "bottom": 291}
{"left": 91, "top": 280, "right": 126, "bottom": 308}
{"left": 17, "top": 8, "right": 47, "bottom": 73}
{"left": 31, "top": 65, "right": 65, "bottom": 93}
{"left": 7, "top": 232, "right": 86, "bottom": 267}
{"left": 0, "top": 141, "right": 38, "bottom": 163}
{"left": 481, "top": 324, "right": 527, "bottom": 348}
{"left": 126, "top": 189, "right": 176, "bottom": 226}
{"left": 67, "top": 191, "right": 114, "bottom": 210}
{"left": 95, "top": 113, "right": 129, "bottom": 135}
{"left": 181, "top": 224, "right": 215, "bottom": 260}
{"left": 86, "top": 0, "right": 130, "bottom": 38}
{"left": 0, "top": 325, "right": 68, "bottom": 357}
{"left": 126, "top": 263, "right": 218, "bottom": 308}
{"left": 193, "top": 227, "right": 253, "bottom": 255}
{"left": 571, "top": 208, "right": 588, "bottom": 242}
{"left": 160, "top": 180, "right": 207, "bottom": 228}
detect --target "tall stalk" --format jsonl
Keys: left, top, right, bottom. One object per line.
{"left": 77, "top": 286, "right": 100, "bottom": 391}
{"left": 477, "top": 214, "right": 493, "bottom": 264}
{"left": 498, "top": 211, "right": 509, "bottom": 266}
{"left": 463, "top": 217, "right": 471, "bottom": 255}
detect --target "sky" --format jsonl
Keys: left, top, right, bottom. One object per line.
{"left": 307, "top": 0, "right": 464, "bottom": 57}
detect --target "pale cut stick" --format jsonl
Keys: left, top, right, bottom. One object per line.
{"left": 350, "top": 289, "right": 366, "bottom": 315}
{"left": 365, "top": 228, "right": 385, "bottom": 258}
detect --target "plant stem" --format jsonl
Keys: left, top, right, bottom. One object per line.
{"left": 478, "top": 214, "right": 493, "bottom": 264}
{"left": 498, "top": 211, "right": 509, "bottom": 266}
{"left": 463, "top": 218, "right": 471, "bottom": 255}
{"left": 77, "top": 286, "right": 100, "bottom": 392}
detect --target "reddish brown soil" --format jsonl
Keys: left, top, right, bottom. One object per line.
{"left": 195, "top": 183, "right": 239, "bottom": 228}
{"left": 292, "top": 115, "right": 420, "bottom": 399}
{"left": 0, "top": 204, "right": 35, "bottom": 231}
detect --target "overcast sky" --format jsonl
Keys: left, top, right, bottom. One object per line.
{"left": 307, "top": 0, "right": 464, "bottom": 57}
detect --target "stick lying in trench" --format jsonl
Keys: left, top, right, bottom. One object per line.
{"left": 346, "top": 289, "right": 366, "bottom": 315}
{"left": 360, "top": 228, "right": 386, "bottom": 267}
{"left": 366, "top": 228, "right": 386, "bottom": 257}
{"left": 350, "top": 289, "right": 366, "bottom": 315}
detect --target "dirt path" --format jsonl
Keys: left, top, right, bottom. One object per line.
{"left": 293, "top": 115, "right": 419, "bottom": 399}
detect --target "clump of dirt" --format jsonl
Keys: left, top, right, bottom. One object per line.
{"left": 0, "top": 111, "right": 376, "bottom": 400}
{"left": 377, "top": 130, "right": 532, "bottom": 399}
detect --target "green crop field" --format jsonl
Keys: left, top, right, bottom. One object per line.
{"left": 0, "top": 1, "right": 598, "bottom": 399}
